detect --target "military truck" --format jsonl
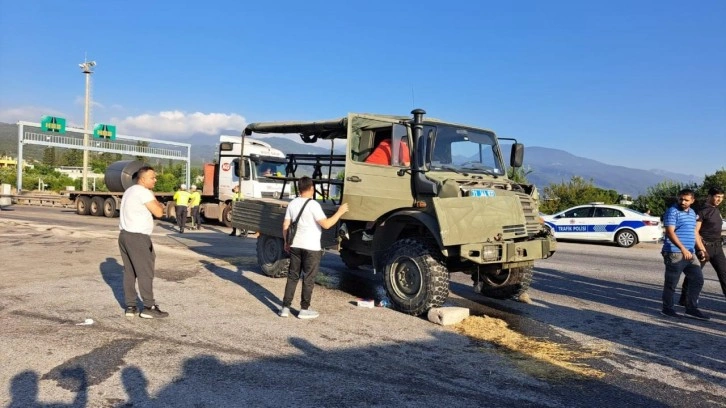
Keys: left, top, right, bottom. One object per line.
{"left": 232, "top": 109, "right": 556, "bottom": 315}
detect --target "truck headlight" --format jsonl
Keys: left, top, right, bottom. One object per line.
{"left": 482, "top": 245, "right": 500, "bottom": 261}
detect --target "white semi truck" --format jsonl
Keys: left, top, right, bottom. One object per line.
{"left": 68, "top": 135, "right": 290, "bottom": 226}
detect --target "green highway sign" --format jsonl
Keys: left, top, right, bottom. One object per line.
{"left": 40, "top": 116, "right": 66, "bottom": 134}
{"left": 93, "top": 123, "right": 116, "bottom": 140}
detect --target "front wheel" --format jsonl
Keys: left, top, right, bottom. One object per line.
{"left": 222, "top": 205, "right": 233, "bottom": 228}
{"left": 382, "top": 238, "right": 449, "bottom": 315}
{"left": 256, "top": 234, "right": 289, "bottom": 278}
{"left": 615, "top": 229, "right": 637, "bottom": 248}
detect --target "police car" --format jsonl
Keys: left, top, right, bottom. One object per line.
{"left": 541, "top": 203, "right": 662, "bottom": 248}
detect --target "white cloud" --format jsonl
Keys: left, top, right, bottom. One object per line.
{"left": 0, "top": 106, "right": 70, "bottom": 124}
{"left": 110, "top": 111, "right": 248, "bottom": 139}
{"left": 73, "top": 96, "right": 105, "bottom": 109}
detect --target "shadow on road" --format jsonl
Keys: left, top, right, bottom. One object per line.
{"left": 9, "top": 329, "right": 670, "bottom": 407}
{"left": 99, "top": 257, "right": 126, "bottom": 309}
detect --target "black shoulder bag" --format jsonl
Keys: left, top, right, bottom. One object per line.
{"left": 286, "top": 199, "right": 312, "bottom": 245}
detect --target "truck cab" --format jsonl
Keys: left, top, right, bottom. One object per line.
{"left": 216, "top": 135, "right": 290, "bottom": 201}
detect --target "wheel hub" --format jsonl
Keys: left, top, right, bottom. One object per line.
{"left": 392, "top": 258, "right": 421, "bottom": 297}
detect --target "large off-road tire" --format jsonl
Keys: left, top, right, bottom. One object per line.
{"left": 615, "top": 229, "right": 638, "bottom": 248}
{"left": 382, "top": 238, "right": 449, "bottom": 315}
{"left": 256, "top": 234, "right": 289, "bottom": 278}
{"left": 340, "top": 248, "right": 370, "bottom": 270}
{"left": 222, "top": 205, "right": 233, "bottom": 228}
{"left": 477, "top": 265, "right": 533, "bottom": 299}
{"left": 103, "top": 197, "right": 117, "bottom": 218}
{"left": 76, "top": 196, "right": 91, "bottom": 215}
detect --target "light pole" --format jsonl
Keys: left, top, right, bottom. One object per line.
{"left": 79, "top": 59, "right": 96, "bottom": 191}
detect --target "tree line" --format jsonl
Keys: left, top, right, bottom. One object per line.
{"left": 510, "top": 167, "right": 726, "bottom": 218}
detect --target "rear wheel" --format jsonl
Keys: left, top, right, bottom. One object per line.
{"left": 89, "top": 196, "right": 105, "bottom": 216}
{"left": 103, "top": 197, "right": 117, "bottom": 218}
{"left": 76, "top": 196, "right": 91, "bottom": 215}
{"left": 475, "top": 265, "right": 533, "bottom": 299}
{"left": 256, "top": 234, "right": 289, "bottom": 278}
{"left": 615, "top": 229, "right": 637, "bottom": 248}
{"left": 382, "top": 238, "right": 449, "bottom": 315}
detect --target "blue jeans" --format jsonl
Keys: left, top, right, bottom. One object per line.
{"left": 662, "top": 252, "right": 703, "bottom": 312}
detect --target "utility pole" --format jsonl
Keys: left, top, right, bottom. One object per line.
{"left": 79, "top": 59, "right": 96, "bottom": 191}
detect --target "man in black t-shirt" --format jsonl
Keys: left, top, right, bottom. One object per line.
{"left": 681, "top": 187, "right": 726, "bottom": 304}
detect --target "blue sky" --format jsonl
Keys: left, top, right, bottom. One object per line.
{"left": 1, "top": 0, "right": 724, "bottom": 176}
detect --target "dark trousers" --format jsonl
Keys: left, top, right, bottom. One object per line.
{"left": 662, "top": 252, "right": 703, "bottom": 312}
{"left": 191, "top": 206, "right": 201, "bottom": 227}
{"left": 118, "top": 230, "right": 156, "bottom": 308}
{"left": 175, "top": 205, "right": 187, "bottom": 231}
{"left": 682, "top": 240, "right": 726, "bottom": 301}
{"left": 282, "top": 248, "right": 323, "bottom": 310}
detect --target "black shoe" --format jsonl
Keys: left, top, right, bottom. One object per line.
{"left": 229, "top": 231, "right": 236, "bottom": 236}
{"left": 660, "top": 309, "right": 680, "bottom": 318}
{"left": 125, "top": 306, "right": 138, "bottom": 317}
{"left": 684, "top": 309, "right": 710, "bottom": 321}
{"left": 139, "top": 305, "right": 169, "bottom": 319}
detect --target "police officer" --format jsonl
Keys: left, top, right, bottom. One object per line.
{"left": 173, "top": 184, "right": 191, "bottom": 233}
{"left": 189, "top": 185, "right": 202, "bottom": 230}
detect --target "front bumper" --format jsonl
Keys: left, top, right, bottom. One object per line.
{"left": 459, "top": 236, "right": 556, "bottom": 265}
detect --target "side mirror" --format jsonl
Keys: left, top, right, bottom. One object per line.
{"left": 510, "top": 143, "right": 524, "bottom": 168}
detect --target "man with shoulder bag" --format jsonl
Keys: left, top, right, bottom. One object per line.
{"left": 279, "top": 176, "right": 348, "bottom": 319}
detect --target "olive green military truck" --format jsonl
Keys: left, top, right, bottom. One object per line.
{"left": 231, "top": 109, "right": 556, "bottom": 315}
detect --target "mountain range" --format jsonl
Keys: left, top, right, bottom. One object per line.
{"left": 0, "top": 122, "right": 699, "bottom": 196}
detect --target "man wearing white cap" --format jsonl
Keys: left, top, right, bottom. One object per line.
{"left": 189, "top": 185, "right": 202, "bottom": 230}
{"left": 173, "top": 183, "right": 191, "bottom": 233}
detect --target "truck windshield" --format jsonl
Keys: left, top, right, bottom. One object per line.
{"left": 428, "top": 126, "right": 504, "bottom": 175}
{"left": 256, "top": 160, "right": 286, "bottom": 178}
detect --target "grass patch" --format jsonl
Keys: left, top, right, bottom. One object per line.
{"left": 454, "top": 315, "right": 608, "bottom": 381}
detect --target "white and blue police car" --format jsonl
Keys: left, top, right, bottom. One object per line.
{"left": 541, "top": 203, "right": 663, "bottom": 248}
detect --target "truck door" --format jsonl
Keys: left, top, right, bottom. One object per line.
{"left": 342, "top": 116, "right": 412, "bottom": 221}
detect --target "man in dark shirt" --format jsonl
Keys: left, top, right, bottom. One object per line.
{"left": 681, "top": 186, "right": 726, "bottom": 304}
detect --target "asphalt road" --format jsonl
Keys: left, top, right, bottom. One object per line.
{"left": 1, "top": 206, "right": 724, "bottom": 407}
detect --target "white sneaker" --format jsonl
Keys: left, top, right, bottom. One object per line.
{"left": 297, "top": 309, "right": 319, "bottom": 319}
{"left": 362, "top": 231, "right": 373, "bottom": 242}
{"left": 279, "top": 307, "right": 290, "bottom": 318}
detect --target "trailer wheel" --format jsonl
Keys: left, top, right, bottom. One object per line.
{"left": 475, "top": 265, "right": 533, "bottom": 299}
{"left": 165, "top": 202, "right": 176, "bottom": 221}
{"left": 256, "top": 234, "right": 289, "bottom": 278}
{"left": 103, "top": 197, "right": 117, "bottom": 218}
{"left": 76, "top": 196, "right": 91, "bottom": 215}
{"left": 382, "top": 238, "right": 449, "bottom": 315}
{"left": 90, "top": 196, "right": 105, "bottom": 216}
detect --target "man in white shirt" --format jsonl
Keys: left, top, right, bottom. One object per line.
{"left": 118, "top": 166, "right": 169, "bottom": 319}
{"left": 280, "top": 176, "right": 348, "bottom": 319}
